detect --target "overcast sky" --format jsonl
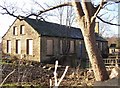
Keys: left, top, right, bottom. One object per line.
{"left": 0, "top": 0, "right": 119, "bottom": 42}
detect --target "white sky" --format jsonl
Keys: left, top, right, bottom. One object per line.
{"left": 0, "top": 0, "right": 119, "bottom": 42}
{"left": 0, "top": 0, "right": 48, "bottom": 42}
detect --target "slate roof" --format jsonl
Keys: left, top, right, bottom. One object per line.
{"left": 110, "top": 44, "right": 116, "bottom": 48}
{"left": 95, "top": 33, "right": 107, "bottom": 42}
{"left": 24, "top": 18, "right": 107, "bottom": 42}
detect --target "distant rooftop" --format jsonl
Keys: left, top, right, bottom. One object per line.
{"left": 110, "top": 44, "right": 116, "bottom": 48}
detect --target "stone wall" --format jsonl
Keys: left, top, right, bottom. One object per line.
{"left": 2, "top": 19, "right": 41, "bottom": 62}
{"left": 40, "top": 36, "right": 84, "bottom": 66}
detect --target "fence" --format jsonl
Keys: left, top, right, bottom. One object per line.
{"left": 86, "top": 54, "right": 120, "bottom": 70}
{"left": 103, "top": 54, "right": 120, "bottom": 69}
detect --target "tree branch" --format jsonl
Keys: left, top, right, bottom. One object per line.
{"left": 0, "top": 5, "right": 19, "bottom": 18}
{"left": 97, "top": 16, "right": 120, "bottom": 26}
{"left": 54, "top": 61, "right": 58, "bottom": 86}
{"left": 0, "top": 2, "right": 72, "bottom": 20}
{"left": 33, "top": 0, "right": 46, "bottom": 10}
{"left": 81, "top": 0, "right": 90, "bottom": 22}
{"left": 72, "top": 1, "right": 84, "bottom": 18}
{"left": 103, "top": 0, "right": 120, "bottom": 8}
{"left": 91, "top": 0, "right": 104, "bottom": 23}
{"left": 92, "top": 0, "right": 120, "bottom": 24}
{"left": 0, "top": 69, "right": 16, "bottom": 87}
{"left": 96, "top": 0, "right": 120, "bottom": 9}
{"left": 0, "top": 0, "right": 120, "bottom": 27}
{"left": 57, "top": 66, "right": 69, "bottom": 86}
{"left": 38, "top": 2, "right": 72, "bottom": 16}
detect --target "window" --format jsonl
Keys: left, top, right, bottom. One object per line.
{"left": 78, "top": 41, "right": 82, "bottom": 56}
{"left": 7, "top": 40, "right": 11, "bottom": 53}
{"left": 100, "top": 42, "right": 103, "bottom": 51}
{"left": 60, "top": 40, "right": 63, "bottom": 54}
{"left": 96, "top": 42, "right": 99, "bottom": 47}
{"left": 20, "top": 25, "right": 25, "bottom": 34}
{"left": 13, "top": 26, "right": 17, "bottom": 35}
{"left": 26, "top": 39, "right": 33, "bottom": 55}
{"left": 16, "top": 40, "right": 21, "bottom": 54}
{"left": 70, "top": 40, "right": 74, "bottom": 53}
{"left": 47, "top": 40, "right": 53, "bottom": 55}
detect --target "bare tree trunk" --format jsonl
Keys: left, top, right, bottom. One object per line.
{"left": 80, "top": 21, "right": 109, "bottom": 81}
{"left": 72, "top": 1, "right": 109, "bottom": 81}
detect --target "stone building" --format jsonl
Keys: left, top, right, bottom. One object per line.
{"left": 2, "top": 17, "right": 108, "bottom": 66}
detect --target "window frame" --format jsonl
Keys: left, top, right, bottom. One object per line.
{"left": 7, "top": 40, "right": 11, "bottom": 53}
{"left": 16, "top": 40, "right": 21, "bottom": 54}
{"left": 26, "top": 39, "right": 33, "bottom": 55}
{"left": 20, "top": 25, "right": 25, "bottom": 35}
{"left": 13, "top": 26, "right": 17, "bottom": 35}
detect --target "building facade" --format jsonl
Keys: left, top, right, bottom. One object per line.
{"left": 2, "top": 17, "right": 108, "bottom": 66}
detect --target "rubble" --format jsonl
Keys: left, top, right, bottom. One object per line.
{"left": 109, "top": 66, "right": 120, "bottom": 79}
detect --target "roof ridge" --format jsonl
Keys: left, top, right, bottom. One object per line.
{"left": 23, "top": 17, "right": 107, "bottom": 41}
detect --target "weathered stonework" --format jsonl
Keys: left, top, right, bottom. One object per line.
{"left": 2, "top": 19, "right": 41, "bottom": 62}
{"left": 2, "top": 17, "right": 108, "bottom": 67}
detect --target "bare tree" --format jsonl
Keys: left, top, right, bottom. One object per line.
{"left": 0, "top": 0, "right": 120, "bottom": 81}
{"left": 99, "top": 15, "right": 118, "bottom": 37}
{"left": 38, "top": 0, "right": 75, "bottom": 26}
{"left": 98, "top": 5, "right": 118, "bottom": 36}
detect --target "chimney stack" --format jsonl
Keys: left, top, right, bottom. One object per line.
{"left": 95, "top": 22, "right": 99, "bottom": 34}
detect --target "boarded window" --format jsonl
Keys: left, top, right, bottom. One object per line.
{"left": 26, "top": 39, "right": 33, "bottom": 55}
{"left": 13, "top": 26, "right": 17, "bottom": 35}
{"left": 70, "top": 40, "right": 74, "bottom": 53}
{"left": 79, "top": 41, "right": 82, "bottom": 50}
{"left": 78, "top": 41, "right": 82, "bottom": 57}
{"left": 96, "top": 42, "right": 99, "bottom": 47}
{"left": 60, "top": 40, "right": 63, "bottom": 54}
{"left": 16, "top": 40, "right": 21, "bottom": 54}
{"left": 102, "top": 42, "right": 108, "bottom": 54}
{"left": 7, "top": 40, "right": 11, "bottom": 53}
{"left": 47, "top": 40, "right": 53, "bottom": 55}
{"left": 100, "top": 42, "right": 102, "bottom": 51}
{"left": 20, "top": 25, "right": 25, "bottom": 34}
